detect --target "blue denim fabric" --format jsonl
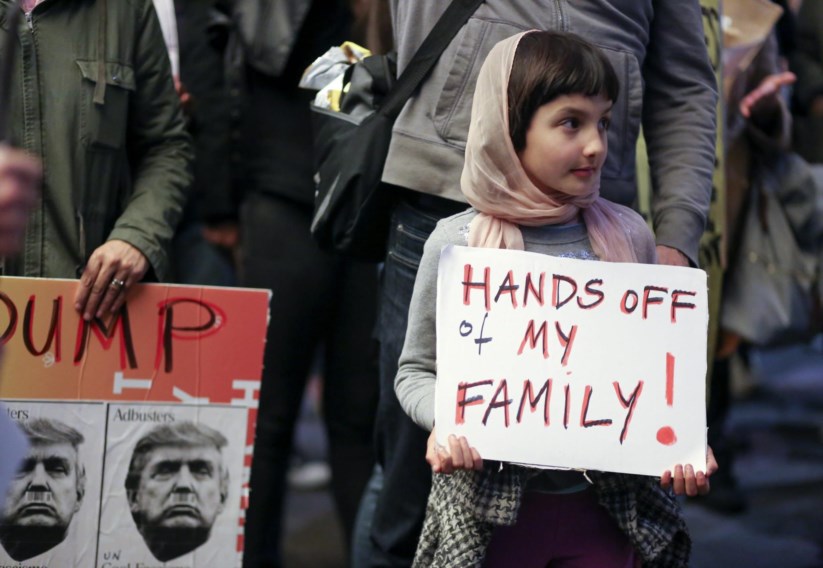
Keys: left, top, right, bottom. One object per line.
{"left": 355, "top": 198, "right": 463, "bottom": 567}
{"left": 170, "top": 221, "right": 237, "bottom": 286}
{"left": 351, "top": 464, "right": 382, "bottom": 568}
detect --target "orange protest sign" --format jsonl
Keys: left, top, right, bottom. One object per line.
{"left": 0, "top": 277, "right": 270, "bottom": 567}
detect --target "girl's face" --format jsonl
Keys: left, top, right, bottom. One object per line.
{"left": 517, "top": 93, "right": 612, "bottom": 198}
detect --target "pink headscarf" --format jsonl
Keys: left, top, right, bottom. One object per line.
{"left": 461, "top": 31, "right": 641, "bottom": 263}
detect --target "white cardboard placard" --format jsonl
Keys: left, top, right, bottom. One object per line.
{"left": 435, "top": 245, "right": 708, "bottom": 476}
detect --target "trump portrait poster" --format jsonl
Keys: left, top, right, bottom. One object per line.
{"left": 0, "top": 401, "right": 106, "bottom": 567}
{"left": 0, "top": 277, "right": 270, "bottom": 567}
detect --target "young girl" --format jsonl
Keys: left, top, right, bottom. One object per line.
{"left": 394, "top": 31, "right": 716, "bottom": 567}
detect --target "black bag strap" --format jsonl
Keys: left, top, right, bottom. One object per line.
{"left": 379, "top": 0, "right": 484, "bottom": 119}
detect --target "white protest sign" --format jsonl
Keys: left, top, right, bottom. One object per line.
{"left": 435, "top": 245, "right": 708, "bottom": 477}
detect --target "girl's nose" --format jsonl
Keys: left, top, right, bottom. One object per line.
{"left": 583, "top": 128, "right": 606, "bottom": 158}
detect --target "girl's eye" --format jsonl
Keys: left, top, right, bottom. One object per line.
{"left": 599, "top": 117, "right": 611, "bottom": 131}
{"left": 561, "top": 117, "right": 580, "bottom": 129}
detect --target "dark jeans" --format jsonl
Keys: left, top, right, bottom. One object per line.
{"left": 365, "top": 196, "right": 466, "bottom": 567}
{"left": 241, "top": 193, "right": 379, "bottom": 568}
{"left": 708, "top": 349, "right": 749, "bottom": 479}
{"left": 170, "top": 220, "right": 236, "bottom": 286}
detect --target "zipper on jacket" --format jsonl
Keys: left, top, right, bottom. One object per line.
{"left": 21, "top": 7, "right": 41, "bottom": 276}
{"left": 554, "top": 0, "right": 568, "bottom": 31}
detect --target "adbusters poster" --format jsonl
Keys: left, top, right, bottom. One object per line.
{"left": 0, "top": 277, "right": 270, "bottom": 567}
{"left": 0, "top": 401, "right": 106, "bottom": 567}
{"left": 98, "top": 404, "right": 247, "bottom": 568}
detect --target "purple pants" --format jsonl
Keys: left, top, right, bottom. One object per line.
{"left": 483, "top": 488, "right": 638, "bottom": 568}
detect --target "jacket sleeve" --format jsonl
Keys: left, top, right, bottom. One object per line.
{"left": 108, "top": 0, "right": 193, "bottom": 281}
{"left": 791, "top": 1, "right": 823, "bottom": 112}
{"left": 642, "top": 1, "right": 718, "bottom": 266}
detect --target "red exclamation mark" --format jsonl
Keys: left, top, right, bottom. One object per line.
{"left": 656, "top": 352, "right": 677, "bottom": 446}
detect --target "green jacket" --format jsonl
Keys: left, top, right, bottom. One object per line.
{"left": 0, "top": 0, "right": 192, "bottom": 279}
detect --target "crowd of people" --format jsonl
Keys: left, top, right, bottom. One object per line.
{"left": 0, "top": 0, "right": 820, "bottom": 567}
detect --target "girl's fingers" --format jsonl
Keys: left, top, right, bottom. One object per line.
{"left": 696, "top": 471, "right": 710, "bottom": 495}
{"left": 437, "top": 445, "right": 453, "bottom": 474}
{"left": 706, "top": 446, "right": 719, "bottom": 477}
{"left": 426, "top": 429, "right": 442, "bottom": 472}
{"left": 426, "top": 442, "right": 439, "bottom": 470}
{"left": 432, "top": 453, "right": 443, "bottom": 473}
{"left": 660, "top": 469, "right": 672, "bottom": 490}
{"left": 470, "top": 447, "right": 483, "bottom": 470}
{"left": 663, "top": 463, "right": 712, "bottom": 496}
{"left": 448, "top": 435, "right": 465, "bottom": 469}
{"left": 429, "top": 432, "right": 482, "bottom": 474}
{"left": 458, "top": 436, "right": 474, "bottom": 469}
{"left": 673, "top": 464, "right": 685, "bottom": 495}
{"left": 684, "top": 464, "right": 698, "bottom": 496}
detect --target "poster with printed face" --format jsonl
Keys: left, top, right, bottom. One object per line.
{"left": 0, "top": 401, "right": 106, "bottom": 568}
{"left": 97, "top": 404, "right": 247, "bottom": 568}
{"left": 0, "top": 277, "right": 270, "bottom": 567}
{"left": 435, "top": 245, "right": 708, "bottom": 476}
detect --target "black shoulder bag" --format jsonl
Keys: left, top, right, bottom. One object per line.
{"left": 309, "top": 0, "right": 483, "bottom": 261}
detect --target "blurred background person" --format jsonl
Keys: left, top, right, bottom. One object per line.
{"left": 151, "top": 0, "right": 239, "bottom": 286}
{"left": 789, "top": 0, "right": 823, "bottom": 164}
{"left": 226, "top": 1, "right": 380, "bottom": 566}
{"left": 708, "top": 0, "right": 823, "bottom": 514}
